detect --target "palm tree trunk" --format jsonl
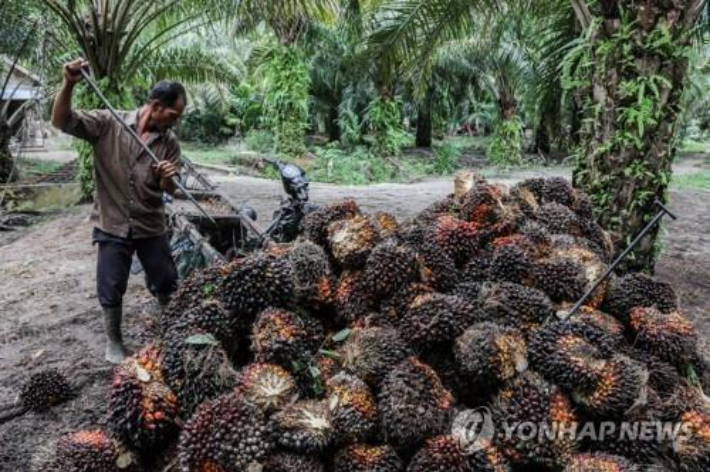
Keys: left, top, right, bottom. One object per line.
{"left": 0, "top": 126, "right": 15, "bottom": 183}
{"left": 416, "top": 86, "right": 434, "bottom": 148}
{"left": 327, "top": 104, "right": 341, "bottom": 142}
{"left": 573, "top": 1, "right": 701, "bottom": 273}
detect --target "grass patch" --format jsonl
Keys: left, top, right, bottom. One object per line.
{"left": 182, "top": 143, "right": 237, "bottom": 166}
{"left": 680, "top": 139, "right": 710, "bottom": 154}
{"left": 672, "top": 172, "right": 710, "bottom": 191}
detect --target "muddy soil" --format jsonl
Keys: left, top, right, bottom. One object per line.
{"left": 0, "top": 174, "right": 708, "bottom": 471}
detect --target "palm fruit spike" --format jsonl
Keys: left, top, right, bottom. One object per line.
{"left": 36, "top": 429, "right": 136, "bottom": 472}
{"left": 261, "top": 452, "right": 325, "bottom": 472}
{"left": 531, "top": 255, "right": 587, "bottom": 302}
{"left": 528, "top": 321, "right": 614, "bottom": 391}
{"left": 270, "top": 399, "right": 334, "bottom": 454}
{"left": 236, "top": 363, "right": 297, "bottom": 413}
{"left": 602, "top": 273, "right": 678, "bottom": 323}
{"left": 327, "top": 215, "right": 381, "bottom": 269}
{"left": 495, "top": 372, "right": 578, "bottom": 468}
{"left": 458, "top": 181, "right": 506, "bottom": 226}
{"left": 625, "top": 348, "right": 681, "bottom": 401}
{"left": 162, "top": 264, "right": 227, "bottom": 321}
{"left": 373, "top": 211, "right": 399, "bottom": 238}
{"left": 454, "top": 322, "right": 528, "bottom": 389}
{"left": 107, "top": 345, "right": 179, "bottom": 453}
{"left": 19, "top": 368, "right": 72, "bottom": 412}
{"left": 178, "top": 391, "right": 273, "bottom": 472}
{"left": 429, "top": 215, "right": 481, "bottom": 267}
{"left": 563, "top": 453, "right": 639, "bottom": 472}
{"left": 339, "top": 327, "right": 412, "bottom": 388}
{"left": 416, "top": 239, "right": 460, "bottom": 292}
{"left": 287, "top": 240, "right": 334, "bottom": 307}
{"left": 362, "top": 239, "right": 421, "bottom": 301}
{"left": 326, "top": 372, "right": 378, "bottom": 444}
{"left": 332, "top": 443, "right": 404, "bottom": 472}
{"left": 300, "top": 199, "right": 361, "bottom": 246}
{"left": 218, "top": 252, "right": 294, "bottom": 316}
{"left": 572, "top": 355, "right": 648, "bottom": 418}
{"left": 378, "top": 357, "right": 454, "bottom": 448}
{"left": 628, "top": 307, "right": 698, "bottom": 367}
{"left": 674, "top": 409, "right": 710, "bottom": 470}
{"left": 476, "top": 282, "right": 555, "bottom": 333}
{"left": 407, "top": 435, "right": 511, "bottom": 472}
{"left": 251, "top": 308, "right": 324, "bottom": 368}
{"left": 292, "top": 352, "right": 340, "bottom": 398}
{"left": 399, "top": 293, "right": 477, "bottom": 351}
{"left": 335, "top": 270, "right": 376, "bottom": 323}
{"left": 551, "top": 243, "right": 609, "bottom": 307}
{"left": 161, "top": 321, "right": 238, "bottom": 418}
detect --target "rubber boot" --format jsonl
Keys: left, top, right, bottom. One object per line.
{"left": 156, "top": 293, "right": 172, "bottom": 312}
{"left": 103, "top": 307, "right": 130, "bottom": 364}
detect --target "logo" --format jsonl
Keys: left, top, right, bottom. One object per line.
{"left": 451, "top": 407, "right": 495, "bottom": 452}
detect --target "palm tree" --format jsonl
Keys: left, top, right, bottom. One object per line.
{"left": 368, "top": 0, "right": 708, "bottom": 272}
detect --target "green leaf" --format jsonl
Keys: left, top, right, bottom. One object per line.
{"left": 319, "top": 349, "right": 341, "bottom": 360}
{"left": 332, "top": 328, "right": 352, "bottom": 343}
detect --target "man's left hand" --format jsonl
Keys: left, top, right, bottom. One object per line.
{"left": 152, "top": 161, "right": 178, "bottom": 180}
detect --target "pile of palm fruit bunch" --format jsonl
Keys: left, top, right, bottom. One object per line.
{"left": 34, "top": 174, "right": 710, "bottom": 472}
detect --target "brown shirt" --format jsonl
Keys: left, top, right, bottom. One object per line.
{"left": 62, "top": 109, "right": 181, "bottom": 238}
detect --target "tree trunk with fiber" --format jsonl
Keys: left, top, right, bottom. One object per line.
{"left": 416, "top": 87, "right": 434, "bottom": 148}
{"left": 571, "top": 0, "right": 704, "bottom": 273}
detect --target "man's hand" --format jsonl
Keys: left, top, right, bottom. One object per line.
{"left": 63, "top": 58, "right": 89, "bottom": 85}
{"left": 152, "top": 161, "right": 178, "bottom": 180}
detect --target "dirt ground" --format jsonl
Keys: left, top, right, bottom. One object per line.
{"left": 1, "top": 171, "right": 709, "bottom": 470}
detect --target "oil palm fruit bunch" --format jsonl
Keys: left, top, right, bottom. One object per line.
{"left": 454, "top": 322, "right": 528, "bottom": 390}
{"left": 326, "top": 372, "right": 379, "bottom": 443}
{"left": 107, "top": 344, "right": 179, "bottom": 453}
{"left": 373, "top": 212, "right": 399, "bottom": 238}
{"left": 35, "top": 429, "right": 136, "bottom": 472}
{"left": 218, "top": 252, "right": 294, "bottom": 316}
{"left": 487, "top": 243, "right": 535, "bottom": 285}
{"left": 378, "top": 357, "right": 454, "bottom": 449}
{"left": 339, "top": 327, "right": 413, "bottom": 389}
{"left": 627, "top": 307, "right": 698, "bottom": 367}
{"left": 531, "top": 255, "right": 588, "bottom": 303}
{"left": 335, "top": 270, "right": 376, "bottom": 323}
{"left": 674, "top": 408, "right": 710, "bottom": 470}
{"left": 602, "top": 273, "right": 677, "bottom": 323}
{"left": 261, "top": 452, "right": 325, "bottom": 472}
{"left": 270, "top": 400, "right": 335, "bottom": 454}
{"left": 625, "top": 347, "right": 681, "bottom": 401}
{"left": 168, "top": 298, "right": 234, "bottom": 341}
{"left": 163, "top": 264, "right": 227, "bottom": 320}
{"left": 415, "top": 239, "right": 460, "bottom": 292}
{"left": 288, "top": 241, "right": 334, "bottom": 307}
{"left": 398, "top": 293, "right": 477, "bottom": 350}
{"left": 548, "top": 243, "right": 608, "bottom": 307}
{"left": 20, "top": 368, "right": 72, "bottom": 412}
{"left": 428, "top": 215, "right": 481, "bottom": 267}
{"left": 411, "top": 194, "right": 457, "bottom": 226}
{"left": 475, "top": 282, "right": 555, "bottom": 334}
{"left": 458, "top": 182, "right": 508, "bottom": 229}
{"left": 362, "top": 240, "right": 421, "bottom": 301}
{"left": 460, "top": 253, "right": 491, "bottom": 285}
{"left": 528, "top": 321, "right": 614, "bottom": 391}
{"left": 332, "top": 443, "right": 404, "bottom": 472}
{"left": 494, "top": 372, "right": 579, "bottom": 468}
{"left": 407, "top": 435, "right": 510, "bottom": 472}
{"left": 236, "top": 363, "right": 297, "bottom": 413}
{"left": 251, "top": 308, "right": 324, "bottom": 368}
{"left": 559, "top": 305, "right": 625, "bottom": 346}
{"left": 178, "top": 391, "right": 273, "bottom": 472}
{"left": 571, "top": 355, "right": 648, "bottom": 418}
{"left": 300, "top": 199, "right": 361, "bottom": 246}
{"left": 380, "top": 282, "right": 435, "bottom": 323}
{"left": 327, "top": 215, "right": 382, "bottom": 269}
{"left": 161, "top": 319, "right": 238, "bottom": 418}
{"left": 563, "top": 453, "right": 639, "bottom": 472}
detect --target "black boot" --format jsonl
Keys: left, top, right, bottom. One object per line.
{"left": 102, "top": 307, "right": 130, "bottom": 364}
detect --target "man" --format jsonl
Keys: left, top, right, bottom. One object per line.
{"left": 52, "top": 58, "right": 185, "bottom": 363}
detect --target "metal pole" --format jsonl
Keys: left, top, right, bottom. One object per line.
{"left": 563, "top": 199, "right": 677, "bottom": 321}
{"left": 78, "top": 69, "right": 217, "bottom": 225}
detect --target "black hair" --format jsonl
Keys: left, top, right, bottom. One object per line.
{"left": 147, "top": 80, "right": 187, "bottom": 108}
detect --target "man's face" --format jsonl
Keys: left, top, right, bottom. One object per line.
{"left": 149, "top": 96, "right": 185, "bottom": 131}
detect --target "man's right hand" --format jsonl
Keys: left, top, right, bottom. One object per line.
{"left": 63, "top": 58, "right": 89, "bottom": 85}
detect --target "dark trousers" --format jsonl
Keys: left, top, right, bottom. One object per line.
{"left": 94, "top": 228, "right": 177, "bottom": 309}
